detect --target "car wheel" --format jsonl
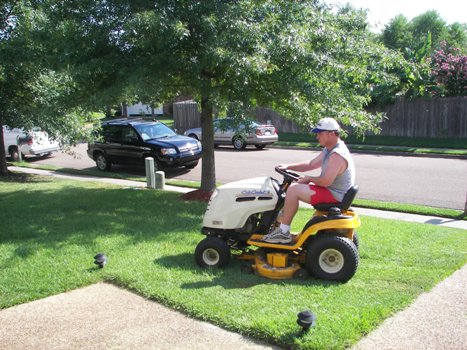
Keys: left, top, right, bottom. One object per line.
{"left": 95, "top": 152, "right": 111, "bottom": 171}
{"left": 9, "top": 147, "right": 20, "bottom": 161}
{"left": 306, "top": 235, "right": 359, "bottom": 282}
{"left": 255, "top": 144, "right": 266, "bottom": 150}
{"left": 188, "top": 133, "right": 199, "bottom": 140}
{"left": 195, "top": 237, "right": 231, "bottom": 268}
{"left": 232, "top": 136, "right": 246, "bottom": 150}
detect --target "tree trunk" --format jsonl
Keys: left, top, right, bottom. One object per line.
{"left": 0, "top": 118, "right": 10, "bottom": 176}
{"left": 122, "top": 102, "right": 128, "bottom": 117}
{"left": 200, "top": 96, "right": 216, "bottom": 192}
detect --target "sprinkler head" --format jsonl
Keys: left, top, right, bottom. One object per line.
{"left": 94, "top": 253, "right": 107, "bottom": 268}
{"left": 297, "top": 310, "right": 316, "bottom": 331}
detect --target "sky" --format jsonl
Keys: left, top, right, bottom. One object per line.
{"left": 325, "top": 0, "right": 467, "bottom": 32}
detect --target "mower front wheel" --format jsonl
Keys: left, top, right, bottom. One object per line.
{"left": 195, "top": 237, "right": 231, "bottom": 268}
{"left": 306, "top": 235, "right": 359, "bottom": 282}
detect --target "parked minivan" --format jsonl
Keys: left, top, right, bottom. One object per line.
{"left": 3, "top": 126, "right": 61, "bottom": 161}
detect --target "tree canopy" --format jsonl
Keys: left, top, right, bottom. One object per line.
{"left": 380, "top": 10, "right": 467, "bottom": 55}
{"left": 0, "top": 1, "right": 97, "bottom": 175}
{"left": 374, "top": 10, "right": 467, "bottom": 103}
{"left": 2, "top": 1, "right": 405, "bottom": 187}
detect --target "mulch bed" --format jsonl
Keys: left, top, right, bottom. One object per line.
{"left": 180, "top": 189, "right": 213, "bottom": 202}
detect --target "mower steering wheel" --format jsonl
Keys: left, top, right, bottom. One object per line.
{"left": 275, "top": 166, "right": 300, "bottom": 182}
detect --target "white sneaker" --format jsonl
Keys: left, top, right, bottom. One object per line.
{"left": 262, "top": 227, "right": 292, "bottom": 244}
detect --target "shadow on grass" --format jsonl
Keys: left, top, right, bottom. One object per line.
{"left": 156, "top": 252, "right": 338, "bottom": 290}
{"left": 0, "top": 172, "right": 54, "bottom": 183}
{"left": 1, "top": 181, "right": 206, "bottom": 261}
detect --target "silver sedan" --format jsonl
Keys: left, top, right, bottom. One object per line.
{"left": 184, "top": 118, "right": 278, "bottom": 150}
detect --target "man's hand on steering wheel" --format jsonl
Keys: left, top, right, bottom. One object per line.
{"left": 275, "top": 166, "right": 300, "bottom": 182}
{"left": 297, "top": 175, "right": 313, "bottom": 184}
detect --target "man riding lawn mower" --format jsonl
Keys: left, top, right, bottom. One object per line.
{"left": 195, "top": 118, "right": 361, "bottom": 282}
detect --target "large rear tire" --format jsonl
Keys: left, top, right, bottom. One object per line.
{"left": 195, "top": 237, "right": 231, "bottom": 268}
{"left": 306, "top": 235, "right": 359, "bottom": 282}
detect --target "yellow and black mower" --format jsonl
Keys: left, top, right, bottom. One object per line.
{"left": 195, "top": 167, "right": 360, "bottom": 282}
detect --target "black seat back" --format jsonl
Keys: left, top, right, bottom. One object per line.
{"left": 339, "top": 185, "right": 359, "bottom": 212}
{"left": 313, "top": 185, "right": 359, "bottom": 212}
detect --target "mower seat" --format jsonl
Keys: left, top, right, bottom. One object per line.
{"left": 313, "top": 185, "right": 359, "bottom": 212}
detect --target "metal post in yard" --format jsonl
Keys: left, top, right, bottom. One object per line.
{"left": 155, "top": 171, "right": 165, "bottom": 190}
{"left": 145, "top": 157, "right": 156, "bottom": 189}
{"left": 16, "top": 135, "right": 22, "bottom": 162}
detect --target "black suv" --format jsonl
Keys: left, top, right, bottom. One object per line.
{"left": 87, "top": 118, "right": 202, "bottom": 171}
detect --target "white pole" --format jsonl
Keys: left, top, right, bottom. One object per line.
{"left": 155, "top": 171, "right": 165, "bottom": 190}
{"left": 145, "top": 157, "right": 155, "bottom": 189}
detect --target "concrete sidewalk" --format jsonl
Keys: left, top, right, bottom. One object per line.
{"left": 0, "top": 283, "right": 279, "bottom": 350}
{"left": 2, "top": 166, "right": 466, "bottom": 349}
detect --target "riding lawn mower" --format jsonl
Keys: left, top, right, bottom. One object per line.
{"left": 195, "top": 167, "right": 360, "bottom": 282}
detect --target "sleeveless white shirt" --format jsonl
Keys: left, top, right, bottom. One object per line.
{"left": 320, "top": 141, "right": 355, "bottom": 201}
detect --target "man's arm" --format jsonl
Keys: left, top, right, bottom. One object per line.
{"left": 280, "top": 151, "right": 325, "bottom": 172}
{"left": 298, "top": 153, "right": 348, "bottom": 186}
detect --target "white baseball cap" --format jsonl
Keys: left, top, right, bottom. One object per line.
{"left": 311, "top": 117, "right": 340, "bottom": 133}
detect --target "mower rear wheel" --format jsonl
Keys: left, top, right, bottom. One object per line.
{"left": 352, "top": 232, "right": 360, "bottom": 250}
{"left": 306, "top": 235, "right": 359, "bottom": 282}
{"left": 195, "top": 237, "right": 231, "bottom": 268}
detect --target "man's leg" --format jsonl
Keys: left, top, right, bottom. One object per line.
{"left": 281, "top": 183, "right": 316, "bottom": 225}
{"left": 262, "top": 183, "right": 316, "bottom": 243}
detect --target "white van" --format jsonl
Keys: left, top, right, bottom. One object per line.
{"left": 3, "top": 126, "right": 61, "bottom": 161}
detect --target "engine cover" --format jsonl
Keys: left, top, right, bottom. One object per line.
{"left": 203, "top": 177, "right": 279, "bottom": 229}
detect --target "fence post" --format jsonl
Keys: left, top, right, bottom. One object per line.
{"left": 145, "top": 157, "right": 155, "bottom": 189}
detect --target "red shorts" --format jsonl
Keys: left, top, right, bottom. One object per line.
{"left": 309, "top": 184, "right": 339, "bottom": 206}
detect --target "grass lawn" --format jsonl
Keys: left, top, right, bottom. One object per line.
{"left": 1, "top": 176, "right": 466, "bottom": 349}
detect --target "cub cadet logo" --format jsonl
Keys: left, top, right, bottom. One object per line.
{"left": 238, "top": 189, "right": 272, "bottom": 196}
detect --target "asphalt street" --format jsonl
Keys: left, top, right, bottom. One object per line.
{"left": 28, "top": 143, "right": 467, "bottom": 210}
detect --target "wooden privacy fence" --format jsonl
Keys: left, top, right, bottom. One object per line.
{"left": 368, "top": 97, "right": 467, "bottom": 138}
{"left": 173, "top": 101, "right": 201, "bottom": 133}
{"left": 173, "top": 102, "right": 303, "bottom": 133}
{"left": 173, "top": 97, "right": 467, "bottom": 138}
{"left": 254, "top": 107, "right": 303, "bottom": 133}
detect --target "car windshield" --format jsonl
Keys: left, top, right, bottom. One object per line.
{"left": 134, "top": 123, "right": 176, "bottom": 140}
